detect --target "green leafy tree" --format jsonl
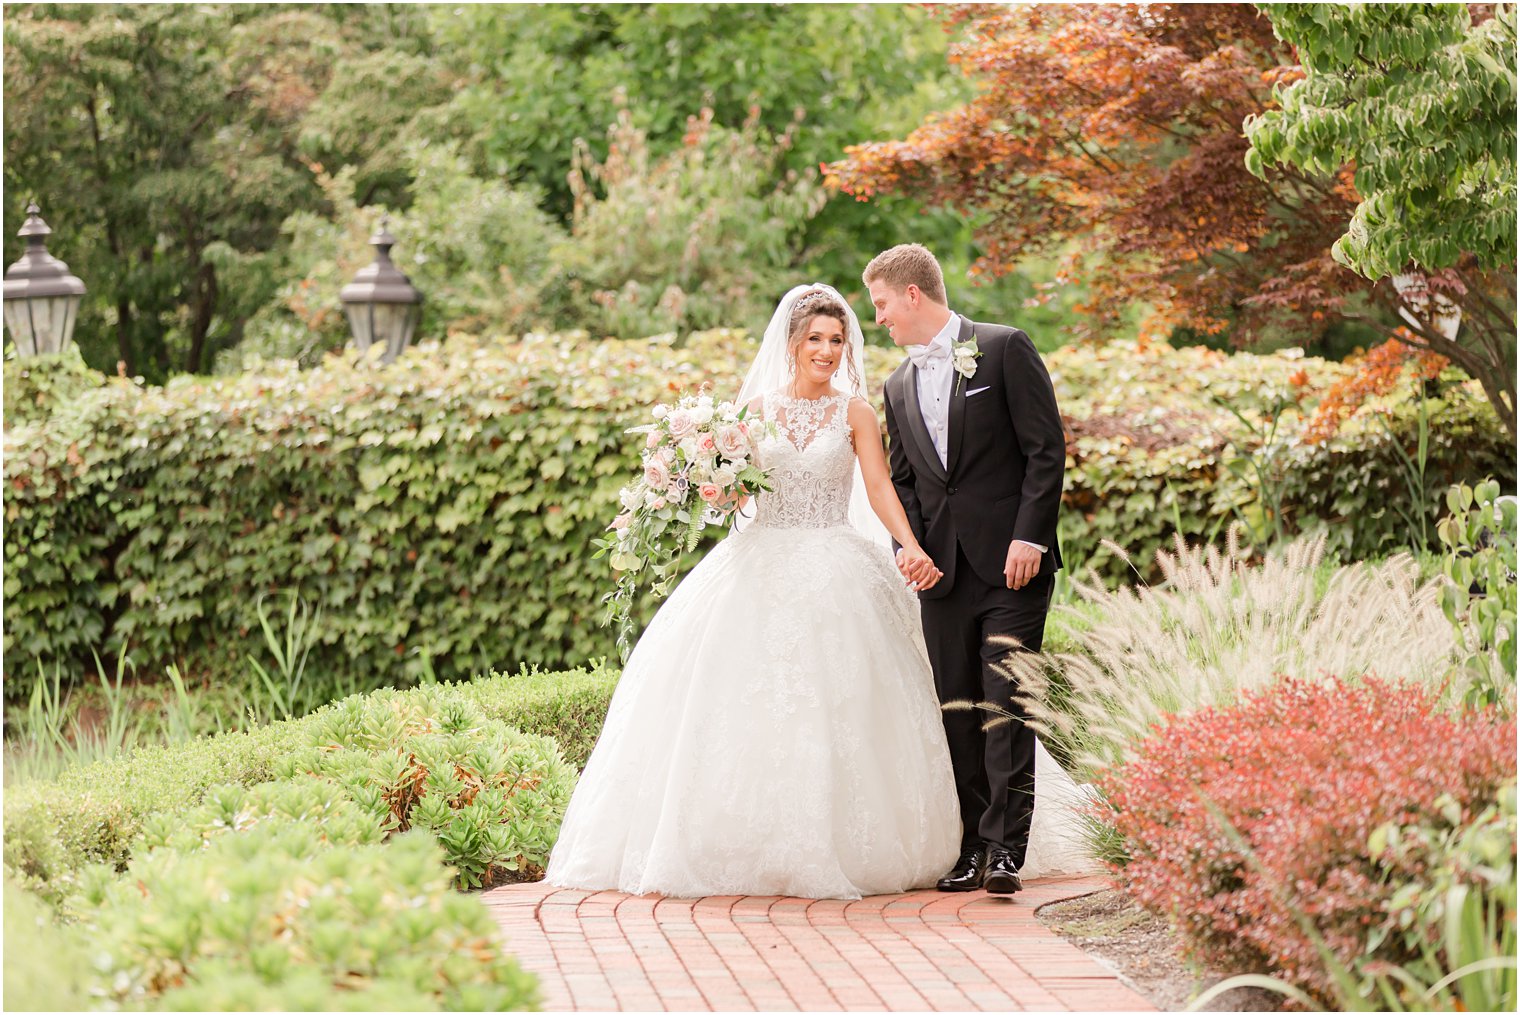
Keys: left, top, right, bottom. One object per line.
{"left": 548, "top": 107, "right": 826, "bottom": 338}
{"left": 226, "top": 140, "right": 566, "bottom": 370}
{"left": 2, "top": 4, "right": 444, "bottom": 380}
{"left": 2, "top": 5, "right": 334, "bottom": 379}
{"left": 1246, "top": 3, "right": 1517, "bottom": 437}
{"left": 428, "top": 2, "right": 1013, "bottom": 324}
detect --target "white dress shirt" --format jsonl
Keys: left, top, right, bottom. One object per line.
{"left": 907, "top": 312, "right": 1047, "bottom": 556}
{"left": 909, "top": 312, "right": 960, "bottom": 469}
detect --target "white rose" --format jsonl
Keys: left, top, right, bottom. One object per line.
{"left": 714, "top": 425, "right": 747, "bottom": 458}
{"left": 711, "top": 466, "right": 737, "bottom": 488}
{"left": 678, "top": 436, "right": 699, "bottom": 460}
{"left": 620, "top": 486, "right": 641, "bottom": 511}
{"left": 643, "top": 457, "right": 671, "bottom": 491}
{"left": 652, "top": 403, "right": 669, "bottom": 420}
{"left": 693, "top": 404, "right": 714, "bottom": 426}
{"left": 667, "top": 409, "right": 697, "bottom": 439}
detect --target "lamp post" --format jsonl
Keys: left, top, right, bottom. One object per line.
{"left": 339, "top": 217, "right": 422, "bottom": 365}
{"left": 3, "top": 202, "right": 86, "bottom": 357}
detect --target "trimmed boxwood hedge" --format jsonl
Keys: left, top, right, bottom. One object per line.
{"left": 4, "top": 331, "right": 1511, "bottom": 697}
{"left": 3, "top": 666, "right": 619, "bottom": 1012}
{"left": 3, "top": 664, "right": 618, "bottom": 903}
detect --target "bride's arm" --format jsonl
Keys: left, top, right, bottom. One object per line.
{"left": 847, "top": 397, "right": 936, "bottom": 567}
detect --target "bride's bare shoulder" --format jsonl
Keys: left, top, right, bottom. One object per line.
{"left": 844, "top": 395, "right": 880, "bottom": 435}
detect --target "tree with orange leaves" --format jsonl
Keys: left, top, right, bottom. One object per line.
{"left": 826, "top": 5, "right": 1514, "bottom": 440}
{"left": 827, "top": 4, "right": 1361, "bottom": 347}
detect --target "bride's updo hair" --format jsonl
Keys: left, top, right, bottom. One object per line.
{"left": 786, "top": 289, "right": 861, "bottom": 394}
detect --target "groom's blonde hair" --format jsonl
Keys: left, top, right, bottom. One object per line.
{"left": 862, "top": 244, "right": 947, "bottom": 305}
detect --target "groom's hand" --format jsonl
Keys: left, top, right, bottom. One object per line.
{"left": 896, "top": 547, "right": 943, "bottom": 591}
{"left": 1004, "top": 540, "right": 1042, "bottom": 590}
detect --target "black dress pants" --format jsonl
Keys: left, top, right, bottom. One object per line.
{"left": 919, "top": 543, "right": 1053, "bottom": 867}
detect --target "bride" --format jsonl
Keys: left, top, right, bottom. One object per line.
{"left": 545, "top": 284, "right": 1090, "bottom": 900}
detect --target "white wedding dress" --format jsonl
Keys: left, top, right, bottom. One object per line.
{"left": 546, "top": 390, "right": 1095, "bottom": 900}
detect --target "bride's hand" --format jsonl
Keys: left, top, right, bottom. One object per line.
{"left": 895, "top": 546, "right": 943, "bottom": 591}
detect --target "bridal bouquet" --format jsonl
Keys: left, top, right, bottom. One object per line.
{"left": 594, "top": 392, "right": 773, "bottom": 657}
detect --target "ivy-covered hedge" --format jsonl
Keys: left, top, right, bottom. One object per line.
{"left": 4, "top": 332, "right": 1511, "bottom": 695}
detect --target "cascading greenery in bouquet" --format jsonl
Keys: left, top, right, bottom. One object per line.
{"left": 594, "top": 391, "right": 774, "bottom": 657}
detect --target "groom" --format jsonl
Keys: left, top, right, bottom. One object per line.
{"left": 868, "top": 244, "right": 1065, "bottom": 896}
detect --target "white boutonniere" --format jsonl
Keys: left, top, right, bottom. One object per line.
{"left": 952, "top": 333, "right": 982, "bottom": 391}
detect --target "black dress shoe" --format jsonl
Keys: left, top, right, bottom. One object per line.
{"left": 936, "top": 846, "right": 987, "bottom": 892}
{"left": 982, "top": 845, "right": 1023, "bottom": 895}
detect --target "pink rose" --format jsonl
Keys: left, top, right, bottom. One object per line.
{"left": 645, "top": 431, "right": 661, "bottom": 449}
{"left": 652, "top": 497, "right": 667, "bottom": 510}
{"left": 699, "top": 483, "right": 721, "bottom": 504}
{"left": 644, "top": 457, "right": 671, "bottom": 490}
{"left": 611, "top": 512, "right": 632, "bottom": 530}
{"left": 737, "top": 420, "right": 750, "bottom": 438}
{"left": 714, "top": 425, "right": 746, "bottom": 458}
{"left": 666, "top": 409, "right": 697, "bottom": 440}
{"left": 697, "top": 433, "right": 718, "bottom": 457}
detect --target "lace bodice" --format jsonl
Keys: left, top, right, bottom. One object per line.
{"left": 751, "top": 390, "right": 856, "bottom": 530}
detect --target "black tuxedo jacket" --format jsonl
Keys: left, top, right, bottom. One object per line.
{"left": 882, "top": 317, "right": 1065, "bottom": 599}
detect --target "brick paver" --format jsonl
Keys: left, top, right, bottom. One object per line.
{"left": 483, "top": 876, "right": 1153, "bottom": 1011}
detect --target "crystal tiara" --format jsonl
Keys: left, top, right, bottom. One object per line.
{"left": 793, "top": 289, "right": 840, "bottom": 314}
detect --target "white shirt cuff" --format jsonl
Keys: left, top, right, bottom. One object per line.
{"left": 1014, "top": 539, "right": 1048, "bottom": 554}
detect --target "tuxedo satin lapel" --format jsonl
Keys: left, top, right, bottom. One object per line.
{"left": 945, "top": 317, "right": 976, "bottom": 477}
{"left": 900, "top": 363, "right": 948, "bottom": 482}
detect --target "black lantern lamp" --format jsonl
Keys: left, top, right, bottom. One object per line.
{"left": 3, "top": 202, "right": 86, "bottom": 357}
{"left": 339, "top": 217, "right": 422, "bottom": 365}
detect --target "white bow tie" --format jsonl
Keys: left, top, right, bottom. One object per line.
{"left": 906, "top": 341, "right": 948, "bottom": 366}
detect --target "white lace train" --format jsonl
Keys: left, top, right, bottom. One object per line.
{"left": 545, "top": 392, "right": 1094, "bottom": 899}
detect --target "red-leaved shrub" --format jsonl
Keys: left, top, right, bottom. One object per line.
{"left": 1097, "top": 677, "right": 1516, "bottom": 1004}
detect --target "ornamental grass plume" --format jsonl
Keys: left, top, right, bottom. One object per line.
{"left": 1001, "top": 529, "right": 1463, "bottom": 781}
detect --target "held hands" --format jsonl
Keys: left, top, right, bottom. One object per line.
{"left": 1004, "top": 540, "right": 1042, "bottom": 590}
{"left": 895, "top": 546, "right": 943, "bottom": 592}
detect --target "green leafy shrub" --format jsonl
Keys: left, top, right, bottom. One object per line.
{"left": 2, "top": 879, "right": 91, "bottom": 1011}
{"left": 1363, "top": 784, "right": 1518, "bottom": 1011}
{"left": 4, "top": 670, "right": 599, "bottom": 902}
{"left": 72, "top": 824, "right": 539, "bottom": 1011}
{"left": 137, "top": 778, "right": 389, "bottom": 856}
{"left": 4, "top": 332, "right": 1510, "bottom": 699}
{"left": 4, "top": 716, "right": 315, "bottom": 903}
{"left": 1098, "top": 677, "right": 1515, "bottom": 1007}
{"left": 451, "top": 663, "right": 619, "bottom": 770}
{"left": 1438, "top": 479, "right": 1518, "bottom": 709}
{"left": 275, "top": 688, "right": 574, "bottom": 887}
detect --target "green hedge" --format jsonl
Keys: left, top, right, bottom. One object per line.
{"left": 2, "top": 878, "right": 91, "bottom": 1011}
{"left": 73, "top": 826, "right": 540, "bottom": 1011}
{"left": 0, "top": 668, "right": 619, "bottom": 1011}
{"left": 4, "top": 332, "right": 1511, "bottom": 697}
{"left": 3, "top": 665, "right": 618, "bottom": 903}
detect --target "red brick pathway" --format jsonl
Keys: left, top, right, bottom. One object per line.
{"left": 483, "top": 876, "right": 1153, "bottom": 1011}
